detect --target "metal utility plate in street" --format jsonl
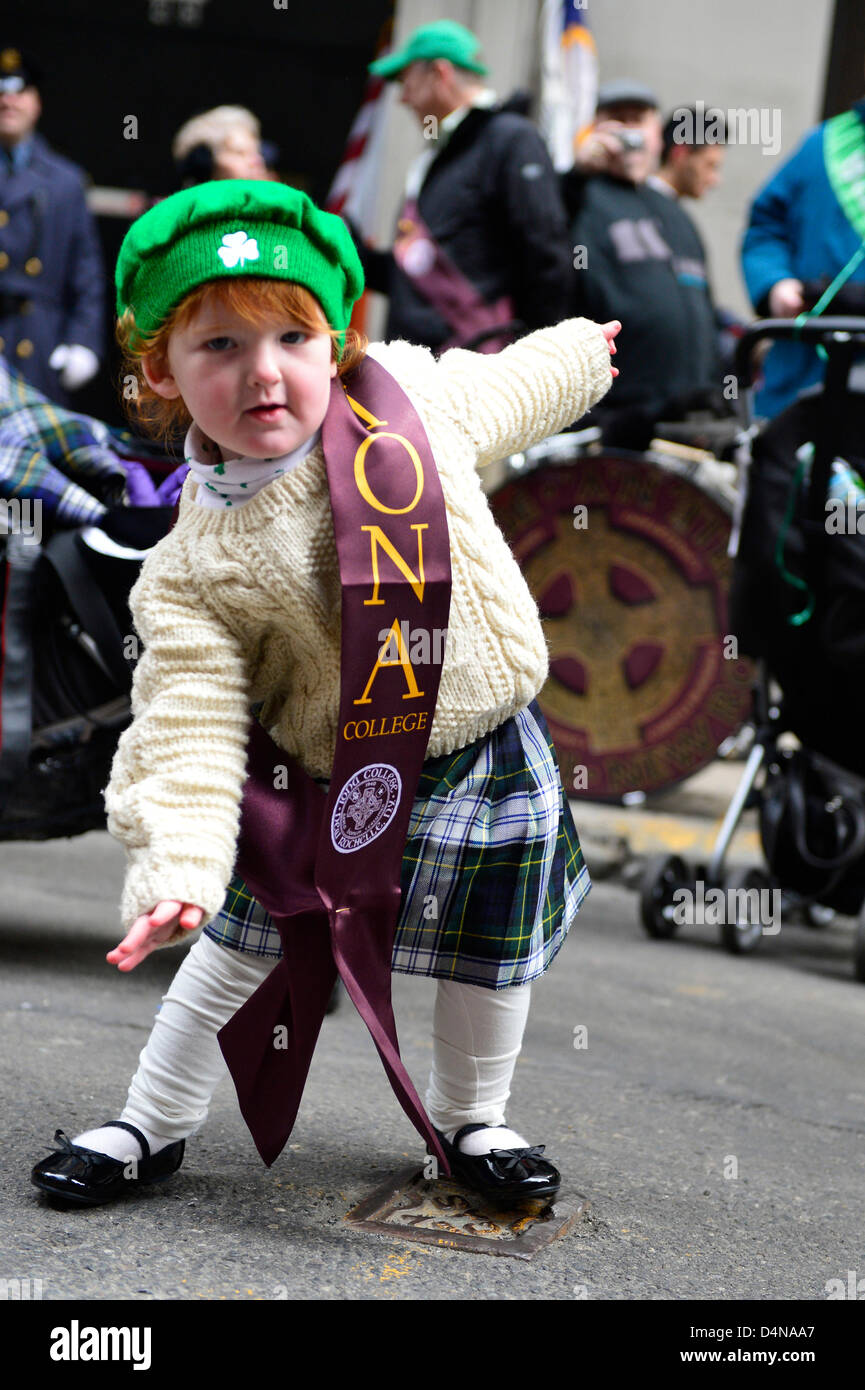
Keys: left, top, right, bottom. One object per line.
{"left": 344, "top": 1165, "right": 588, "bottom": 1259}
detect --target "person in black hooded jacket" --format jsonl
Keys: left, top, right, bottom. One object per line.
{"left": 562, "top": 81, "right": 722, "bottom": 447}
{"left": 352, "top": 20, "right": 574, "bottom": 353}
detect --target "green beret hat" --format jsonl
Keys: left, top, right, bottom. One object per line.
{"left": 115, "top": 179, "right": 364, "bottom": 354}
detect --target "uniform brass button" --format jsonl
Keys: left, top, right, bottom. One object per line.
{"left": 24, "top": 257, "right": 42, "bottom": 276}
{"left": 0, "top": 251, "right": 9, "bottom": 270}
{"left": 0, "top": 337, "right": 5, "bottom": 352}
{"left": 0, "top": 210, "right": 8, "bottom": 227}
{"left": 15, "top": 338, "right": 33, "bottom": 358}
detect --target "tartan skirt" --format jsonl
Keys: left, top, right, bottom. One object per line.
{"left": 202, "top": 699, "right": 590, "bottom": 989}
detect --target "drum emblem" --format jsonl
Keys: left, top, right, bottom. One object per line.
{"left": 331, "top": 763, "right": 402, "bottom": 853}
{"left": 490, "top": 454, "right": 752, "bottom": 800}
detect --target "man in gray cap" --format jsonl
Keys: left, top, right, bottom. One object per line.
{"left": 574, "top": 79, "right": 664, "bottom": 184}
{"left": 562, "top": 80, "right": 721, "bottom": 445}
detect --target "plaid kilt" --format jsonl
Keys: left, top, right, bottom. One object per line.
{"left": 202, "top": 699, "right": 590, "bottom": 989}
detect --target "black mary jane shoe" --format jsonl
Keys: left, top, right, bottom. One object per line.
{"left": 31, "top": 1121, "right": 185, "bottom": 1207}
{"left": 434, "top": 1122, "right": 561, "bottom": 1206}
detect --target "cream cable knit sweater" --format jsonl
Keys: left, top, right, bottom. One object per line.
{"left": 105, "top": 318, "right": 612, "bottom": 933}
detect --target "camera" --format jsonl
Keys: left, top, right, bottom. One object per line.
{"left": 616, "top": 129, "right": 646, "bottom": 152}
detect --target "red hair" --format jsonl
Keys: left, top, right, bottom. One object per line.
{"left": 116, "top": 277, "right": 367, "bottom": 442}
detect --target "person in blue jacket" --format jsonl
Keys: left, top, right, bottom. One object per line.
{"left": 0, "top": 46, "right": 105, "bottom": 404}
{"left": 741, "top": 94, "right": 865, "bottom": 419}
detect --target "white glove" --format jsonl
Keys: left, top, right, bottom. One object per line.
{"left": 49, "top": 343, "right": 100, "bottom": 391}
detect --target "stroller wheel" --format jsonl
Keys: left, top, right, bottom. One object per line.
{"left": 854, "top": 910, "right": 865, "bottom": 984}
{"left": 639, "top": 855, "right": 690, "bottom": 939}
{"left": 720, "top": 868, "right": 771, "bottom": 955}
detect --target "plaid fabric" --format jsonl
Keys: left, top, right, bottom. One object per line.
{"left": 203, "top": 699, "right": 590, "bottom": 989}
{"left": 0, "top": 356, "right": 133, "bottom": 526}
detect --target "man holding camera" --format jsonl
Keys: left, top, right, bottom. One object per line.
{"left": 562, "top": 81, "right": 721, "bottom": 446}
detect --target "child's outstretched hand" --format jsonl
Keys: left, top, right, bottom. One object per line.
{"left": 601, "top": 320, "right": 621, "bottom": 376}
{"left": 107, "top": 900, "right": 204, "bottom": 972}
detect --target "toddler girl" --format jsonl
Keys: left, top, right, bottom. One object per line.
{"left": 31, "top": 179, "right": 619, "bottom": 1207}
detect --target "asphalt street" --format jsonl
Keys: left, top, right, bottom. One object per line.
{"left": 1, "top": 825, "right": 864, "bottom": 1302}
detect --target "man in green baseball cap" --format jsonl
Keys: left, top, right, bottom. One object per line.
{"left": 351, "top": 19, "right": 573, "bottom": 354}
{"left": 370, "top": 19, "right": 490, "bottom": 140}
{"left": 369, "top": 19, "right": 488, "bottom": 81}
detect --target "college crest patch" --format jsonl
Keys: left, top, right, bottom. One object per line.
{"left": 330, "top": 764, "right": 402, "bottom": 853}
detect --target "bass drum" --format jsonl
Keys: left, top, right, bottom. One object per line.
{"left": 486, "top": 436, "right": 753, "bottom": 802}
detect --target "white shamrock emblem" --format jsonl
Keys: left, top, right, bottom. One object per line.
{"left": 217, "top": 230, "right": 260, "bottom": 268}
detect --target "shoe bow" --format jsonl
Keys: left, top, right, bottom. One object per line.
{"left": 51, "top": 1130, "right": 112, "bottom": 1161}
{"left": 489, "top": 1144, "right": 546, "bottom": 1176}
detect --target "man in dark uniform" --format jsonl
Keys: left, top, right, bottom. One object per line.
{"left": 563, "top": 80, "right": 721, "bottom": 446}
{"left": 352, "top": 20, "right": 573, "bottom": 353}
{"left": 0, "top": 47, "right": 105, "bottom": 404}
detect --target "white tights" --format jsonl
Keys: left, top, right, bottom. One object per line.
{"left": 109, "top": 934, "right": 531, "bottom": 1146}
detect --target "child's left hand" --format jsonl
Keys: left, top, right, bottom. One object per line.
{"left": 107, "top": 900, "right": 204, "bottom": 972}
{"left": 600, "top": 320, "right": 621, "bottom": 377}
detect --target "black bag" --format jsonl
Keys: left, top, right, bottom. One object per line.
{"left": 760, "top": 748, "right": 865, "bottom": 914}
{"left": 729, "top": 392, "right": 865, "bottom": 772}
{"left": 0, "top": 508, "right": 173, "bottom": 840}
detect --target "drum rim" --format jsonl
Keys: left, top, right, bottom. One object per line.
{"left": 494, "top": 434, "right": 737, "bottom": 512}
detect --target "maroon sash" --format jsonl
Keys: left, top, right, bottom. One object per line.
{"left": 217, "top": 357, "right": 452, "bottom": 1172}
{"left": 393, "top": 198, "right": 516, "bottom": 354}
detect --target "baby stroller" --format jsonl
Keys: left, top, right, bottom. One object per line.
{"left": 639, "top": 317, "right": 865, "bottom": 982}
{"left": 0, "top": 363, "right": 185, "bottom": 841}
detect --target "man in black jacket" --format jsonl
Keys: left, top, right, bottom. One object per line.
{"left": 356, "top": 20, "right": 573, "bottom": 353}
{"left": 562, "top": 81, "right": 721, "bottom": 446}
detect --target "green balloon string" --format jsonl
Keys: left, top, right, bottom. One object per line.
{"left": 774, "top": 453, "right": 815, "bottom": 626}
{"left": 777, "top": 242, "right": 865, "bottom": 620}
{"left": 793, "top": 240, "right": 865, "bottom": 362}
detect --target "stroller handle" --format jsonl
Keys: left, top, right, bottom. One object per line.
{"left": 733, "top": 316, "right": 865, "bottom": 530}
{"left": 734, "top": 315, "right": 865, "bottom": 392}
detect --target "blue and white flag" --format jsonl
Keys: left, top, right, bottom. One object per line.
{"left": 539, "top": 0, "right": 599, "bottom": 172}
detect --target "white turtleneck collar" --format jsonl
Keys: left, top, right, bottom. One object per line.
{"left": 183, "top": 421, "right": 321, "bottom": 509}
